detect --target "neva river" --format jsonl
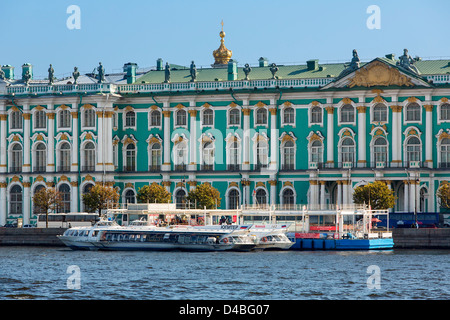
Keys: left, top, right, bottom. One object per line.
{"left": 0, "top": 246, "right": 448, "bottom": 300}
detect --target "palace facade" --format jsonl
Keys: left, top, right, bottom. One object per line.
{"left": 1, "top": 29, "right": 450, "bottom": 225}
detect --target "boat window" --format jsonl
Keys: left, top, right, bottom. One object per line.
{"left": 91, "top": 231, "right": 98, "bottom": 237}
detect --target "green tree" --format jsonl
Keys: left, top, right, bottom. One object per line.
{"left": 186, "top": 183, "right": 221, "bottom": 209}
{"left": 436, "top": 181, "right": 450, "bottom": 209}
{"left": 32, "top": 187, "right": 63, "bottom": 228}
{"left": 352, "top": 181, "right": 395, "bottom": 210}
{"left": 82, "top": 183, "right": 120, "bottom": 216}
{"left": 137, "top": 183, "right": 171, "bottom": 204}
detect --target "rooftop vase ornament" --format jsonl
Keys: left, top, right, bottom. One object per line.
{"left": 190, "top": 61, "right": 197, "bottom": 82}
{"left": 48, "top": 64, "right": 55, "bottom": 85}
{"left": 269, "top": 63, "right": 279, "bottom": 79}
{"left": 23, "top": 70, "right": 31, "bottom": 85}
{"left": 72, "top": 67, "right": 80, "bottom": 84}
{"left": 97, "top": 62, "right": 105, "bottom": 83}
{"left": 243, "top": 63, "right": 252, "bottom": 80}
{"left": 164, "top": 62, "right": 171, "bottom": 83}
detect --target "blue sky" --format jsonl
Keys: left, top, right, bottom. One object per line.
{"left": 2, "top": 0, "right": 450, "bottom": 79}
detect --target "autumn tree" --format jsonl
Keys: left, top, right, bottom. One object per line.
{"left": 32, "top": 187, "right": 63, "bottom": 228}
{"left": 437, "top": 181, "right": 450, "bottom": 209}
{"left": 82, "top": 183, "right": 120, "bottom": 216}
{"left": 137, "top": 183, "right": 171, "bottom": 204}
{"left": 186, "top": 183, "right": 221, "bottom": 209}
{"left": 353, "top": 181, "right": 395, "bottom": 210}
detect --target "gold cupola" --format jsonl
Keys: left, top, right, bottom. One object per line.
{"left": 212, "top": 21, "right": 232, "bottom": 68}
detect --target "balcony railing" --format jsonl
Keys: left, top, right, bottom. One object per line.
{"left": 173, "top": 164, "right": 187, "bottom": 172}
{"left": 200, "top": 164, "right": 214, "bottom": 171}
{"left": 33, "top": 166, "right": 46, "bottom": 173}
{"left": 227, "top": 164, "right": 241, "bottom": 171}
{"left": 81, "top": 165, "right": 95, "bottom": 172}
{"left": 57, "top": 166, "right": 71, "bottom": 172}
{"left": 148, "top": 165, "right": 161, "bottom": 172}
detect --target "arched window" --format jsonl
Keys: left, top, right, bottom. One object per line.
{"left": 311, "top": 106, "right": 322, "bottom": 124}
{"left": 10, "top": 110, "right": 22, "bottom": 129}
{"left": 440, "top": 104, "right": 450, "bottom": 121}
{"left": 34, "top": 143, "right": 46, "bottom": 173}
{"left": 282, "top": 141, "right": 295, "bottom": 170}
{"left": 150, "top": 110, "right": 161, "bottom": 127}
{"left": 59, "top": 109, "right": 71, "bottom": 128}
{"left": 10, "top": 144, "right": 23, "bottom": 173}
{"left": 228, "top": 141, "right": 240, "bottom": 170}
{"left": 59, "top": 184, "right": 71, "bottom": 213}
{"left": 405, "top": 136, "right": 421, "bottom": 163}
{"left": 202, "top": 142, "right": 214, "bottom": 170}
{"left": 228, "top": 189, "right": 240, "bottom": 209}
{"left": 82, "top": 183, "right": 94, "bottom": 212}
{"left": 310, "top": 140, "right": 323, "bottom": 164}
{"left": 83, "top": 109, "right": 95, "bottom": 127}
{"left": 373, "top": 137, "right": 387, "bottom": 165}
{"left": 406, "top": 103, "right": 421, "bottom": 122}
{"left": 340, "top": 104, "right": 354, "bottom": 123}
{"left": 150, "top": 143, "right": 161, "bottom": 171}
{"left": 373, "top": 104, "right": 387, "bottom": 122}
{"left": 341, "top": 138, "right": 355, "bottom": 165}
{"left": 33, "top": 185, "right": 46, "bottom": 215}
{"left": 440, "top": 138, "right": 450, "bottom": 168}
{"left": 34, "top": 110, "right": 46, "bottom": 129}
{"left": 174, "top": 141, "right": 187, "bottom": 170}
{"left": 284, "top": 107, "right": 295, "bottom": 124}
{"left": 203, "top": 109, "right": 213, "bottom": 126}
{"left": 256, "top": 141, "right": 268, "bottom": 169}
{"left": 255, "top": 108, "right": 267, "bottom": 125}
{"left": 125, "top": 111, "right": 136, "bottom": 128}
{"left": 229, "top": 109, "right": 240, "bottom": 126}
{"left": 175, "top": 189, "right": 186, "bottom": 209}
{"left": 83, "top": 142, "right": 95, "bottom": 171}
{"left": 125, "top": 189, "right": 136, "bottom": 204}
{"left": 10, "top": 185, "right": 23, "bottom": 214}
{"left": 176, "top": 109, "right": 187, "bottom": 126}
{"left": 282, "top": 188, "right": 295, "bottom": 208}
{"left": 59, "top": 142, "right": 71, "bottom": 172}
{"left": 125, "top": 144, "right": 136, "bottom": 172}
{"left": 255, "top": 189, "right": 267, "bottom": 206}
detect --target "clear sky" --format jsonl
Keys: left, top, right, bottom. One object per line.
{"left": 2, "top": 0, "right": 450, "bottom": 79}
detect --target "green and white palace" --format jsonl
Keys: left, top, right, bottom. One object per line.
{"left": 1, "top": 28, "right": 450, "bottom": 226}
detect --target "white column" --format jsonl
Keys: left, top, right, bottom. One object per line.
{"left": 320, "top": 181, "right": 326, "bottom": 210}
{"left": 424, "top": 104, "right": 433, "bottom": 168}
{"left": 391, "top": 106, "right": 399, "bottom": 166}
{"left": 343, "top": 181, "right": 349, "bottom": 206}
{"left": 269, "top": 179, "right": 277, "bottom": 205}
{"left": 357, "top": 106, "right": 366, "bottom": 167}
{"left": 326, "top": 106, "right": 334, "bottom": 166}
{"left": 162, "top": 108, "right": 171, "bottom": 171}
{"left": 71, "top": 182, "right": 78, "bottom": 213}
{"left": 243, "top": 101, "right": 250, "bottom": 170}
{"left": 189, "top": 106, "right": 197, "bottom": 170}
{"left": 105, "top": 110, "right": 114, "bottom": 172}
{"left": 0, "top": 113, "right": 7, "bottom": 173}
{"left": 337, "top": 181, "right": 342, "bottom": 207}
{"left": 403, "top": 181, "right": 409, "bottom": 212}
{"left": 410, "top": 181, "right": 417, "bottom": 213}
{"left": 71, "top": 108, "right": 79, "bottom": 172}
{"left": 46, "top": 110, "right": 55, "bottom": 172}
{"left": 95, "top": 110, "right": 103, "bottom": 171}
{"left": 23, "top": 181, "right": 31, "bottom": 225}
{"left": 396, "top": 105, "right": 403, "bottom": 166}
{"left": 269, "top": 103, "right": 278, "bottom": 171}
{"left": 23, "top": 106, "right": 31, "bottom": 173}
{"left": 0, "top": 181, "right": 6, "bottom": 226}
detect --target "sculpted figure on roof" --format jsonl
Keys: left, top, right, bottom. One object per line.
{"left": 73, "top": 67, "right": 80, "bottom": 84}
{"left": 97, "top": 62, "right": 105, "bottom": 83}
{"left": 339, "top": 49, "right": 361, "bottom": 78}
{"left": 190, "top": 61, "right": 197, "bottom": 82}
{"left": 164, "top": 62, "right": 171, "bottom": 83}
{"left": 398, "top": 49, "right": 421, "bottom": 75}
{"left": 48, "top": 64, "right": 55, "bottom": 85}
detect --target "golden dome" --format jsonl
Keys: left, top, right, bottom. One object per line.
{"left": 213, "top": 22, "right": 232, "bottom": 66}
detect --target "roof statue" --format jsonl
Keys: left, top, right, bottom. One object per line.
{"left": 164, "top": 62, "right": 171, "bottom": 83}
{"left": 72, "top": 67, "right": 80, "bottom": 84}
{"left": 97, "top": 62, "right": 105, "bottom": 83}
{"left": 212, "top": 21, "right": 232, "bottom": 68}
{"left": 269, "top": 63, "right": 279, "bottom": 79}
{"left": 190, "top": 61, "right": 197, "bottom": 82}
{"left": 243, "top": 63, "right": 252, "bottom": 80}
{"left": 48, "top": 64, "right": 55, "bottom": 85}
{"left": 339, "top": 49, "right": 361, "bottom": 77}
{"left": 23, "top": 70, "right": 31, "bottom": 85}
{"left": 0, "top": 68, "right": 4, "bottom": 80}
{"left": 397, "top": 49, "right": 421, "bottom": 75}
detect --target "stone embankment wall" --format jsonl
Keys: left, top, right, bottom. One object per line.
{"left": 0, "top": 228, "right": 66, "bottom": 246}
{"left": 393, "top": 228, "right": 450, "bottom": 249}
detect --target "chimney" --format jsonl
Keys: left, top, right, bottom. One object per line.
{"left": 2, "top": 65, "right": 14, "bottom": 80}
{"left": 307, "top": 60, "right": 319, "bottom": 71}
{"left": 156, "top": 58, "right": 164, "bottom": 71}
{"left": 259, "top": 57, "right": 268, "bottom": 67}
{"left": 123, "top": 62, "right": 137, "bottom": 84}
{"left": 227, "top": 59, "right": 237, "bottom": 81}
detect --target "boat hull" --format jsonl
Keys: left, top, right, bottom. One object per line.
{"left": 289, "top": 237, "right": 394, "bottom": 250}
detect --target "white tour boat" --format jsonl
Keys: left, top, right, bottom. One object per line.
{"left": 58, "top": 220, "right": 257, "bottom": 252}
{"left": 249, "top": 224, "right": 294, "bottom": 250}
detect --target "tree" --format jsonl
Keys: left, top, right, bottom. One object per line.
{"left": 82, "top": 183, "right": 120, "bottom": 216}
{"left": 32, "top": 187, "right": 63, "bottom": 228}
{"left": 436, "top": 181, "right": 450, "bottom": 209}
{"left": 352, "top": 181, "right": 396, "bottom": 210}
{"left": 137, "top": 183, "right": 171, "bottom": 204}
{"left": 186, "top": 183, "right": 221, "bottom": 209}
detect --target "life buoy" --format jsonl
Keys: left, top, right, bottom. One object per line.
{"left": 222, "top": 238, "right": 229, "bottom": 244}
{"left": 261, "top": 237, "right": 268, "bottom": 243}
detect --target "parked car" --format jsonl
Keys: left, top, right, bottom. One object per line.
{"left": 22, "top": 224, "right": 35, "bottom": 228}
{"left": 3, "top": 223, "right": 17, "bottom": 228}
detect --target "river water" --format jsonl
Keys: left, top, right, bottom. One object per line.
{"left": 0, "top": 247, "right": 448, "bottom": 301}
